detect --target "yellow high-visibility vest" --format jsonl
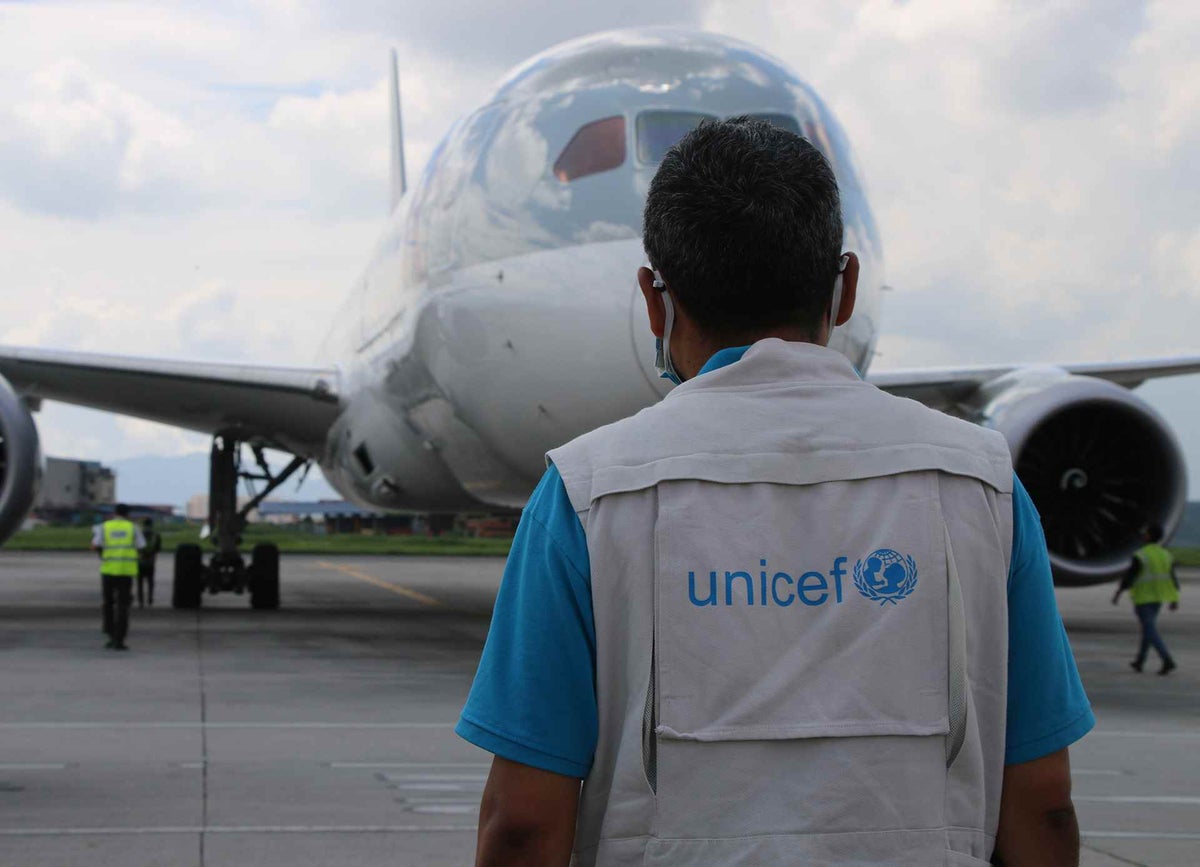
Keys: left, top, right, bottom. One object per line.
{"left": 100, "top": 519, "right": 139, "bottom": 577}
{"left": 1131, "top": 543, "right": 1179, "bottom": 605}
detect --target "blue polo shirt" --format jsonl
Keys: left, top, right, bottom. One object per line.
{"left": 456, "top": 347, "right": 1095, "bottom": 777}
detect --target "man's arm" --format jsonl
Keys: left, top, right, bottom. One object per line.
{"left": 1112, "top": 560, "right": 1138, "bottom": 604}
{"left": 90, "top": 525, "right": 102, "bottom": 553}
{"left": 475, "top": 756, "right": 580, "bottom": 867}
{"left": 993, "top": 747, "right": 1079, "bottom": 866}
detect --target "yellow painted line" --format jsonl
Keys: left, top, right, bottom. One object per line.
{"left": 317, "top": 561, "right": 442, "bottom": 607}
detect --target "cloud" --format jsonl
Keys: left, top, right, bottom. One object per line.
{"left": 0, "top": 58, "right": 199, "bottom": 217}
{"left": 0, "top": 0, "right": 1196, "bottom": 493}
{"left": 320, "top": 0, "right": 707, "bottom": 68}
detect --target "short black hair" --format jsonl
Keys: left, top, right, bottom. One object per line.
{"left": 1144, "top": 523, "right": 1164, "bottom": 543}
{"left": 115, "top": 503, "right": 130, "bottom": 517}
{"left": 642, "top": 116, "right": 843, "bottom": 337}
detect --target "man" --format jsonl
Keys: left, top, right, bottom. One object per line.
{"left": 91, "top": 504, "right": 144, "bottom": 651}
{"left": 1113, "top": 524, "right": 1179, "bottom": 675}
{"left": 457, "top": 118, "right": 1093, "bottom": 865}
{"left": 137, "top": 517, "right": 163, "bottom": 608}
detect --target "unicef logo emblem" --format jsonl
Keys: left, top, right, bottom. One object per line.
{"left": 853, "top": 549, "right": 918, "bottom": 606}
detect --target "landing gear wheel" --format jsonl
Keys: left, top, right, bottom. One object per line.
{"left": 172, "top": 544, "right": 204, "bottom": 609}
{"left": 249, "top": 543, "right": 280, "bottom": 610}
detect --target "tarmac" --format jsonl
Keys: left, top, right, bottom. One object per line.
{"left": 0, "top": 550, "right": 1196, "bottom": 867}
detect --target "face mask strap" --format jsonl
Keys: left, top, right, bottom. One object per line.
{"left": 827, "top": 254, "right": 850, "bottom": 340}
{"left": 652, "top": 271, "right": 682, "bottom": 385}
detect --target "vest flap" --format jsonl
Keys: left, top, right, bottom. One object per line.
{"left": 653, "top": 472, "right": 951, "bottom": 742}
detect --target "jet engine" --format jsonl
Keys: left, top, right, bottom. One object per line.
{"left": 973, "top": 367, "right": 1187, "bottom": 586}
{"left": 0, "top": 373, "right": 41, "bottom": 545}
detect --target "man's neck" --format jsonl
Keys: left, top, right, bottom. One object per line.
{"left": 679, "top": 326, "right": 820, "bottom": 381}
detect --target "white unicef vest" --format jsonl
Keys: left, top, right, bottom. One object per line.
{"left": 548, "top": 339, "right": 1013, "bottom": 867}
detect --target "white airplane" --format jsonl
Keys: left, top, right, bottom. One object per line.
{"left": 1, "top": 29, "right": 1196, "bottom": 607}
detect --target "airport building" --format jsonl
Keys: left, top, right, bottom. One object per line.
{"left": 35, "top": 457, "right": 116, "bottom": 515}
{"left": 185, "top": 493, "right": 258, "bottom": 523}
{"left": 254, "top": 501, "right": 517, "bottom": 537}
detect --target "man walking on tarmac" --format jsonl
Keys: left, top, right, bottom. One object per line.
{"left": 91, "top": 504, "right": 144, "bottom": 651}
{"left": 457, "top": 118, "right": 1093, "bottom": 866}
{"left": 1113, "top": 524, "right": 1180, "bottom": 675}
{"left": 137, "top": 517, "right": 162, "bottom": 608}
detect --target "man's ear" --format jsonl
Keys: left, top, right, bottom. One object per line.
{"left": 638, "top": 266, "right": 665, "bottom": 338}
{"left": 835, "top": 252, "right": 860, "bottom": 327}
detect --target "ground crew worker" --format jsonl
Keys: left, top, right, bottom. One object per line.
{"left": 1113, "top": 524, "right": 1179, "bottom": 675}
{"left": 457, "top": 118, "right": 1093, "bottom": 866}
{"left": 137, "top": 517, "right": 162, "bottom": 608}
{"left": 91, "top": 504, "right": 144, "bottom": 651}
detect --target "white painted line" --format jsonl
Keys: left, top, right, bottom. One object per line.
{"left": 329, "top": 762, "right": 488, "bottom": 770}
{"left": 1076, "top": 795, "right": 1200, "bottom": 805}
{"left": 0, "top": 824, "right": 478, "bottom": 837}
{"left": 0, "top": 721, "right": 453, "bottom": 730}
{"left": 394, "top": 783, "right": 480, "bottom": 792}
{"left": 410, "top": 804, "right": 476, "bottom": 815}
{"left": 382, "top": 774, "right": 488, "bottom": 782}
{"left": 1087, "top": 730, "right": 1200, "bottom": 740}
{"left": 0, "top": 763, "right": 67, "bottom": 771}
{"left": 1071, "top": 768, "right": 1125, "bottom": 777}
{"left": 1083, "top": 831, "right": 1200, "bottom": 840}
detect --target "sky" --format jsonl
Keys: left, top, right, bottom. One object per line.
{"left": 1, "top": 0, "right": 1198, "bottom": 496}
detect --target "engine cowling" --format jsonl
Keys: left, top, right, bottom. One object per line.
{"left": 973, "top": 367, "right": 1188, "bottom": 586}
{"left": 0, "top": 374, "right": 41, "bottom": 545}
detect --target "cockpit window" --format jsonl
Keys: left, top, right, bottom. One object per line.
{"left": 747, "top": 113, "right": 802, "bottom": 135}
{"left": 636, "top": 111, "right": 715, "bottom": 164}
{"left": 553, "top": 116, "right": 626, "bottom": 182}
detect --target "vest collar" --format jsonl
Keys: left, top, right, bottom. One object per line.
{"left": 670, "top": 338, "right": 862, "bottom": 397}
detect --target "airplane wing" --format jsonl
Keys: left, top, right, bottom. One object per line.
{"left": 867, "top": 355, "right": 1200, "bottom": 411}
{"left": 0, "top": 345, "right": 340, "bottom": 457}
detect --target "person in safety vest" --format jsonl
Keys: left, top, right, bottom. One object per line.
{"left": 91, "top": 503, "right": 145, "bottom": 651}
{"left": 1113, "top": 524, "right": 1179, "bottom": 675}
{"left": 457, "top": 118, "right": 1092, "bottom": 866}
{"left": 137, "top": 517, "right": 163, "bottom": 608}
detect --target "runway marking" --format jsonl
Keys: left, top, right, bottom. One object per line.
{"left": 0, "top": 763, "right": 66, "bottom": 770}
{"left": 1082, "top": 831, "right": 1200, "bottom": 840}
{"left": 0, "top": 721, "right": 453, "bottom": 730}
{"left": 0, "top": 824, "right": 477, "bottom": 836}
{"left": 1076, "top": 795, "right": 1200, "bottom": 805}
{"left": 317, "top": 560, "right": 442, "bottom": 606}
{"left": 329, "top": 762, "right": 488, "bottom": 769}
{"left": 1088, "top": 730, "right": 1200, "bottom": 740}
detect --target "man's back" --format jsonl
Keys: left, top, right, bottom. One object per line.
{"left": 549, "top": 340, "right": 1012, "bottom": 865}
{"left": 459, "top": 117, "right": 1088, "bottom": 867}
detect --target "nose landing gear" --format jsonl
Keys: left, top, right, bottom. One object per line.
{"left": 172, "top": 435, "right": 304, "bottom": 610}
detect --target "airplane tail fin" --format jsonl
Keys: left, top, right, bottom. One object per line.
{"left": 389, "top": 49, "right": 407, "bottom": 211}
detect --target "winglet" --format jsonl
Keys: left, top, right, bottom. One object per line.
{"left": 389, "top": 49, "right": 407, "bottom": 211}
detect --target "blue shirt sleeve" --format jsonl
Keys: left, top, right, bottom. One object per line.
{"left": 1004, "top": 474, "right": 1095, "bottom": 765}
{"left": 455, "top": 464, "right": 598, "bottom": 778}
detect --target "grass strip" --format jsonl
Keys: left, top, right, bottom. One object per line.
{"left": 6, "top": 524, "right": 512, "bottom": 557}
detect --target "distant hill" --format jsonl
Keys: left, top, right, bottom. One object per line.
{"left": 108, "top": 452, "right": 338, "bottom": 512}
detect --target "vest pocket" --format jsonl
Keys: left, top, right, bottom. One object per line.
{"left": 650, "top": 473, "right": 954, "bottom": 840}
{"left": 654, "top": 475, "right": 951, "bottom": 743}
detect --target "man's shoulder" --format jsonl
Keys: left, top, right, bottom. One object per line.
{"left": 868, "top": 381, "right": 1008, "bottom": 456}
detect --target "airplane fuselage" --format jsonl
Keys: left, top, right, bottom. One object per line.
{"left": 316, "top": 30, "right": 887, "bottom": 513}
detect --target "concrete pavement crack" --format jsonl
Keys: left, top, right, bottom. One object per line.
{"left": 1082, "top": 841, "right": 1148, "bottom": 867}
